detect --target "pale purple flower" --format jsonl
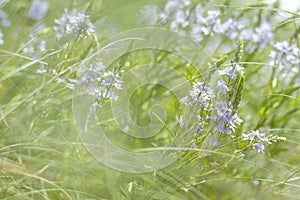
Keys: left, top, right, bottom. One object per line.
{"left": 37, "top": 64, "right": 46, "bottom": 73}
{"left": 214, "top": 102, "right": 242, "bottom": 134}
{"left": 38, "top": 40, "right": 46, "bottom": 51}
{"left": 176, "top": 115, "right": 184, "bottom": 127}
{"left": 102, "top": 71, "right": 122, "bottom": 89}
{"left": 242, "top": 131, "right": 256, "bottom": 141}
{"left": 210, "top": 138, "right": 220, "bottom": 146}
{"left": 189, "top": 4, "right": 204, "bottom": 41}
{"left": 190, "top": 24, "right": 203, "bottom": 42}
{"left": 170, "top": 9, "right": 190, "bottom": 29}
{"left": 253, "top": 180, "right": 260, "bottom": 186}
{"left": 159, "top": 0, "right": 191, "bottom": 30}
{"left": 270, "top": 41, "right": 299, "bottom": 66}
{"left": 139, "top": 5, "right": 159, "bottom": 25}
{"left": 194, "top": 115, "right": 203, "bottom": 134}
{"left": 79, "top": 62, "right": 122, "bottom": 104}
{"left": 195, "top": 124, "right": 203, "bottom": 134}
{"left": 95, "top": 87, "right": 118, "bottom": 101}
{"left": 54, "top": 9, "right": 95, "bottom": 38}
{"left": 218, "top": 65, "right": 244, "bottom": 80}
{"left": 191, "top": 4, "right": 204, "bottom": 24}
{"left": 22, "top": 34, "right": 47, "bottom": 73}
{"left": 241, "top": 29, "right": 253, "bottom": 41}
{"left": 22, "top": 35, "right": 46, "bottom": 59}
{"left": 268, "top": 41, "right": 300, "bottom": 84}
{"left": 80, "top": 62, "right": 105, "bottom": 83}
{"left": 92, "top": 102, "right": 101, "bottom": 110}
{"left": 201, "top": 10, "right": 223, "bottom": 35}
{"left": 256, "top": 131, "right": 272, "bottom": 144}
{"left": 180, "top": 96, "right": 189, "bottom": 105}
{"left": 222, "top": 18, "right": 244, "bottom": 39}
{"left": 160, "top": 0, "right": 190, "bottom": 22}
{"left": 217, "top": 80, "right": 228, "bottom": 93}
{"left": 0, "top": 30, "right": 3, "bottom": 44}
{"left": 242, "top": 22, "right": 274, "bottom": 52}
{"left": 189, "top": 82, "right": 213, "bottom": 110}
{"left": 102, "top": 87, "right": 118, "bottom": 100}
{"left": 202, "top": 10, "right": 220, "bottom": 25}
{"left": 191, "top": 142, "right": 196, "bottom": 149}
{"left": 0, "top": 10, "right": 10, "bottom": 26}
{"left": 243, "top": 130, "right": 271, "bottom": 153}
{"left": 253, "top": 143, "right": 265, "bottom": 153}
{"left": 66, "top": 83, "right": 75, "bottom": 90}
{"left": 23, "top": 45, "right": 36, "bottom": 58}
{"left": 253, "top": 22, "right": 273, "bottom": 50}
{"left": 28, "top": 1, "right": 48, "bottom": 20}
{"left": 216, "top": 118, "right": 232, "bottom": 134}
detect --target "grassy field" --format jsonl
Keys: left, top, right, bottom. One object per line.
{"left": 0, "top": 0, "right": 300, "bottom": 199}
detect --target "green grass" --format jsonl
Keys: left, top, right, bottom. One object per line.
{"left": 0, "top": 0, "right": 300, "bottom": 199}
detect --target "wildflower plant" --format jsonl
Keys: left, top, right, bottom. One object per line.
{"left": 0, "top": 0, "right": 299, "bottom": 199}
